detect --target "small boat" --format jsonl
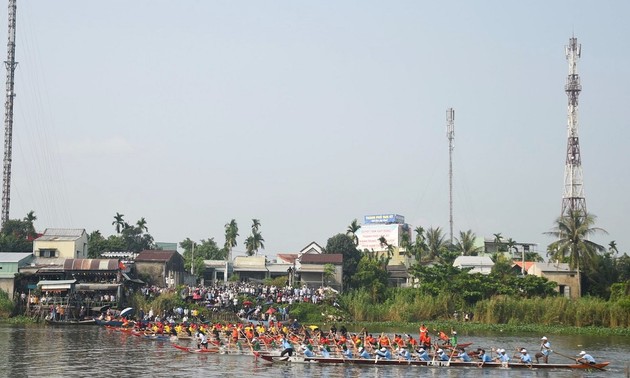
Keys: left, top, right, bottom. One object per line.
{"left": 258, "top": 354, "right": 610, "bottom": 370}
{"left": 45, "top": 317, "right": 96, "bottom": 326}
{"left": 172, "top": 344, "right": 221, "bottom": 354}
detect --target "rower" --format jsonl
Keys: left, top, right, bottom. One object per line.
{"left": 358, "top": 346, "right": 371, "bottom": 359}
{"left": 519, "top": 348, "right": 532, "bottom": 364}
{"left": 455, "top": 348, "right": 472, "bottom": 362}
{"left": 576, "top": 351, "right": 596, "bottom": 364}
{"left": 415, "top": 347, "right": 430, "bottom": 361}
{"left": 436, "top": 348, "right": 449, "bottom": 361}
{"left": 375, "top": 347, "right": 392, "bottom": 360}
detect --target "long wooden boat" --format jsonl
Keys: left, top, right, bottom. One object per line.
{"left": 45, "top": 318, "right": 96, "bottom": 326}
{"left": 172, "top": 344, "right": 221, "bottom": 354}
{"left": 258, "top": 354, "right": 610, "bottom": 370}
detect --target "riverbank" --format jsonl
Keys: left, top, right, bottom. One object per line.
{"left": 337, "top": 320, "right": 630, "bottom": 337}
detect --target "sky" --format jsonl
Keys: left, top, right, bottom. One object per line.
{"left": 3, "top": 1, "right": 629, "bottom": 258}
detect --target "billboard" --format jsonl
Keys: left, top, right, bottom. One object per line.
{"left": 363, "top": 214, "right": 405, "bottom": 225}
{"left": 356, "top": 224, "right": 406, "bottom": 251}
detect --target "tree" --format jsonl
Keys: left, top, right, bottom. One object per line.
{"left": 426, "top": 227, "right": 448, "bottom": 262}
{"left": 346, "top": 219, "right": 361, "bottom": 246}
{"left": 492, "top": 233, "right": 505, "bottom": 252}
{"left": 323, "top": 263, "right": 336, "bottom": 286}
{"left": 136, "top": 217, "right": 149, "bottom": 233}
{"left": 454, "top": 230, "right": 483, "bottom": 256}
{"left": 0, "top": 212, "right": 39, "bottom": 252}
{"left": 350, "top": 256, "right": 390, "bottom": 302}
{"left": 609, "top": 240, "right": 619, "bottom": 255}
{"left": 224, "top": 219, "right": 239, "bottom": 261}
{"left": 546, "top": 211, "right": 607, "bottom": 296}
{"left": 244, "top": 219, "right": 264, "bottom": 256}
{"left": 112, "top": 212, "right": 125, "bottom": 234}
{"left": 324, "top": 233, "right": 362, "bottom": 291}
{"left": 87, "top": 230, "right": 106, "bottom": 258}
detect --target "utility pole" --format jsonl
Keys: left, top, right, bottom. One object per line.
{"left": 2, "top": 0, "right": 18, "bottom": 226}
{"left": 446, "top": 108, "right": 455, "bottom": 245}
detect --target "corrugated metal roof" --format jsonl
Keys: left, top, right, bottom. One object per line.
{"left": 36, "top": 228, "right": 86, "bottom": 242}
{"left": 0, "top": 252, "right": 33, "bottom": 263}
{"left": 300, "top": 253, "right": 343, "bottom": 265}
{"left": 63, "top": 259, "right": 119, "bottom": 271}
{"left": 135, "top": 250, "right": 179, "bottom": 262}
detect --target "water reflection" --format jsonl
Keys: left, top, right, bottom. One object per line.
{"left": 0, "top": 325, "right": 626, "bottom": 378}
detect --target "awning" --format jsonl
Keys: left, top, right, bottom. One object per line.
{"left": 37, "top": 279, "right": 77, "bottom": 291}
{"left": 76, "top": 283, "right": 120, "bottom": 291}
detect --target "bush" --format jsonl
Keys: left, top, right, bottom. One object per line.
{"left": 0, "top": 289, "right": 14, "bottom": 318}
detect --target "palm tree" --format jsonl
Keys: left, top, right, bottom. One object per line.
{"left": 411, "top": 226, "right": 428, "bottom": 262}
{"left": 506, "top": 238, "right": 517, "bottom": 258}
{"left": 252, "top": 230, "right": 265, "bottom": 255}
{"left": 492, "top": 233, "right": 504, "bottom": 252}
{"left": 112, "top": 212, "right": 125, "bottom": 234}
{"left": 426, "top": 226, "right": 449, "bottom": 262}
{"left": 454, "top": 229, "right": 483, "bottom": 256}
{"left": 546, "top": 211, "right": 607, "bottom": 296}
{"left": 136, "top": 217, "right": 149, "bottom": 233}
{"left": 608, "top": 240, "right": 619, "bottom": 255}
{"left": 224, "top": 219, "right": 239, "bottom": 261}
{"left": 251, "top": 219, "right": 261, "bottom": 233}
{"left": 346, "top": 219, "right": 361, "bottom": 246}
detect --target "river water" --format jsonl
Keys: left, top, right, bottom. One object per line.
{"left": 0, "top": 324, "right": 627, "bottom": 378}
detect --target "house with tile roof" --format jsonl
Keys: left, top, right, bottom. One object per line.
{"left": 134, "top": 250, "right": 186, "bottom": 288}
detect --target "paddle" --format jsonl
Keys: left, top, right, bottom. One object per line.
{"left": 553, "top": 350, "right": 606, "bottom": 371}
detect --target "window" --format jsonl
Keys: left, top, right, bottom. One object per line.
{"left": 39, "top": 249, "right": 57, "bottom": 258}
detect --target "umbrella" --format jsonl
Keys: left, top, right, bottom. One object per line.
{"left": 243, "top": 300, "right": 253, "bottom": 306}
{"left": 265, "top": 307, "right": 277, "bottom": 314}
{"left": 120, "top": 307, "right": 134, "bottom": 317}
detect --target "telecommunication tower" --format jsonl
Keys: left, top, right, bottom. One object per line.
{"left": 446, "top": 108, "right": 455, "bottom": 244}
{"left": 2, "top": 0, "right": 18, "bottom": 226}
{"left": 561, "top": 37, "right": 587, "bottom": 219}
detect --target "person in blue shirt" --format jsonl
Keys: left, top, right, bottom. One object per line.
{"left": 436, "top": 349, "right": 450, "bottom": 361}
{"left": 397, "top": 346, "right": 412, "bottom": 361}
{"left": 375, "top": 347, "right": 391, "bottom": 360}
{"left": 302, "top": 344, "right": 314, "bottom": 358}
{"left": 280, "top": 335, "right": 294, "bottom": 357}
{"left": 576, "top": 351, "right": 596, "bottom": 364}
{"left": 320, "top": 345, "right": 331, "bottom": 358}
{"left": 535, "top": 336, "right": 552, "bottom": 363}
{"left": 476, "top": 349, "right": 493, "bottom": 363}
{"left": 415, "top": 347, "right": 430, "bottom": 361}
{"left": 519, "top": 349, "right": 532, "bottom": 365}
{"left": 358, "top": 346, "right": 371, "bottom": 359}
{"left": 456, "top": 348, "right": 472, "bottom": 362}
{"left": 341, "top": 345, "right": 353, "bottom": 359}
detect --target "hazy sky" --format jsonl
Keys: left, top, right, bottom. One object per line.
{"left": 4, "top": 1, "right": 629, "bottom": 258}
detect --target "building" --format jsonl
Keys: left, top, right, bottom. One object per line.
{"left": 453, "top": 256, "right": 494, "bottom": 275}
{"left": 355, "top": 214, "right": 413, "bottom": 266}
{"left": 134, "top": 250, "right": 186, "bottom": 288}
{"left": 298, "top": 253, "right": 343, "bottom": 292}
{"left": 0, "top": 252, "right": 33, "bottom": 298}
{"left": 527, "top": 262, "right": 579, "bottom": 298}
{"left": 33, "top": 228, "right": 88, "bottom": 259}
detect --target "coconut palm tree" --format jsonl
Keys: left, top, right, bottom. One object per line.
{"left": 454, "top": 229, "right": 483, "bottom": 256}
{"left": 251, "top": 219, "right": 261, "bottom": 233}
{"left": 112, "top": 213, "right": 125, "bottom": 234}
{"left": 136, "top": 217, "right": 149, "bottom": 233}
{"left": 492, "top": 232, "right": 505, "bottom": 252}
{"left": 346, "top": 219, "right": 361, "bottom": 246}
{"left": 426, "top": 227, "right": 447, "bottom": 261}
{"left": 224, "top": 219, "right": 239, "bottom": 261}
{"left": 546, "top": 211, "right": 607, "bottom": 296}
{"left": 608, "top": 240, "right": 619, "bottom": 255}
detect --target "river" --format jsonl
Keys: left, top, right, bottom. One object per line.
{"left": 0, "top": 324, "right": 627, "bottom": 377}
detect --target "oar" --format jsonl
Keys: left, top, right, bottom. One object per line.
{"left": 553, "top": 350, "right": 606, "bottom": 371}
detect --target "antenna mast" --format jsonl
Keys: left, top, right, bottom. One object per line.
{"left": 561, "top": 36, "right": 587, "bottom": 219}
{"left": 446, "top": 108, "right": 455, "bottom": 244}
{"left": 2, "top": 0, "right": 18, "bottom": 226}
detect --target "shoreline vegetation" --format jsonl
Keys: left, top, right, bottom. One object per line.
{"left": 3, "top": 290, "right": 629, "bottom": 336}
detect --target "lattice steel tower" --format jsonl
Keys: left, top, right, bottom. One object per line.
{"left": 561, "top": 36, "right": 587, "bottom": 219}
{"left": 446, "top": 108, "right": 455, "bottom": 244}
{"left": 2, "top": 0, "right": 17, "bottom": 226}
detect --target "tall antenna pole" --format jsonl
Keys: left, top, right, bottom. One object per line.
{"left": 561, "top": 36, "right": 586, "bottom": 220}
{"left": 446, "top": 108, "right": 455, "bottom": 245}
{"left": 2, "top": 0, "right": 18, "bottom": 226}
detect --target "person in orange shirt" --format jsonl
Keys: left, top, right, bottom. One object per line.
{"left": 379, "top": 334, "right": 390, "bottom": 348}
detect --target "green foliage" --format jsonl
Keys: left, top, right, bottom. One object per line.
{"left": 350, "top": 256, "right": 390, "bottom": 302}
{"left": 128, "top": 291, "right": 186, "bottom": 316}
{"left": 0, "top": 289, "right": 14, "bottom": 318}
{"left": 0, "top": 211, "right": 38, "bottom": 252}
{"left": 288, "top": 302, "right": 344, "bottom": 323}
{"left": 229, "top": 273, "right": 241, "bottom": 282}
{"left": 263, "top": 275, "right": 288, "bottom": 287}
{"left": 180, "top": 237, "right": 226, "bottom": 278}
{"left": 324, "top": 233, "right": 362, "bottom": 290}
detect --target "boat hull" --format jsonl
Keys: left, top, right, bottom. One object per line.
{"left": 258, "top": 355, "right": 610, "bottom": 370}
